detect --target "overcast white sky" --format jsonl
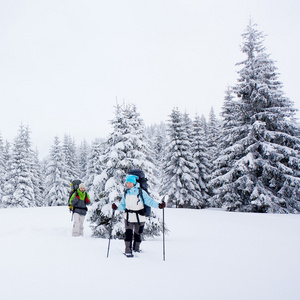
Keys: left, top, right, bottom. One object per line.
{"left": 1, "top": 0, "right": 300, "bottom": 158}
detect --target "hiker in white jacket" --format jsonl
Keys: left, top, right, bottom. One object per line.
{"left": 112, "top": 175, "right": 165, "bottom": 256}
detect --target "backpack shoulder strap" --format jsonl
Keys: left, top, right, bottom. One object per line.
{"left": 138, "top": 188, "right": 145, "bottom": 204}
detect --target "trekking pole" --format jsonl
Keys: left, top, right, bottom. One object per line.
{"left": 161, "top": 197, "right": 166, "bottom": 261}
{"left": 163, "top": 204, "right": 165, "bottom": 261}
{"left": 107, "top": 209, "right": 115, "bottom": 258}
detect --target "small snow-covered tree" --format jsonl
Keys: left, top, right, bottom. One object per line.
{"left": 44, "top": 137, "right": 69, "bottom": 206}
{"left": 89, "top": 103, "right": 163, "bottom": 239}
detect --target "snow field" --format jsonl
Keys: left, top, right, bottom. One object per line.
{"left": 0, "top": 207, "right": 299, "bottom": 300}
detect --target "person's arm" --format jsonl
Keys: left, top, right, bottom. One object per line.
{"left": 141, "top": 190, "right": 159, "bottom": 209}
{"left": 85, "top": 193, "right": 91, "bottom": 205}
{"left": 117, "top": 193, "right": 126, "bottom": 211}
{"left": 112, "top": 193, "right": 126, "bottom": 211}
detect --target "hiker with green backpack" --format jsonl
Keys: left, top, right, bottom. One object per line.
{"left": 69, "top": 183, "right": 90, "bottom": 237}
{"left": 112, "top": 174, "right": 165, "bottom": 257}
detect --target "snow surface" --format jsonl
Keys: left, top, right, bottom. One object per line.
{"left": 0, "top": 207, "right": 299, "bottom": 300}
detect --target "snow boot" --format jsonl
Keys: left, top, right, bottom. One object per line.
{"left": 124, "top": 252, "right": 134, "bottom": 258}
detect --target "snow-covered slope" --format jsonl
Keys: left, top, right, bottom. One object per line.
{"left": 0, "top": 207, "right": 299, "bottom": 300}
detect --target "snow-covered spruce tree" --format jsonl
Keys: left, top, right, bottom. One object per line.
{"left": 183, "top": 112, "right": 194, "bottom": 144}
{"left": 210, "top": 20, "right": 300, "bottom": 213}
{"left": 89, "top": 103, "right": 163, "bottom": 239}
{"left": 162, "top": 108, "right": 203, "bottom": 208}
{"left": 84, "top": 139, "right": 103, "bottom": 195}
{"left": 1, "top": 141, "right": 10, "bottom": 205}
{"left": 3, "top": 140, "right": 10, "bottom": 165}
{"left": 62, "top": 134, "right": 79, "bottom": 182}
{"left": 23, "top": 126, "right": 45, "bottom": 207}
{"left": 200, "top": 114, "right": 208, "bottom": 135}
{"left": 219, "top": 87, "right": 240, "bottom": 149}
{"left": 145, "top": 122, "right": 167, "bottom": 193}
{"left": 192, "top": 115, "right": 211, "bottom": 202}
{"left": 44, "top": 136, "right": 69, "bottom": 206}
{"left": 207, "top": 107, "right": 222, "bottom": 164}
{"left": 31, "top": 149, "right": 45, "bottom": 206}
{"left": 2, "top": 125, "right": 35, "bottom": 207}
{"left": 78, "top": 140, "right": 90, "bottom": 181}
{"left": 209, "top": 87, "right": 240, "bottom": 207}
{"left": 0, "top": 133, "right": 6, "bottom": 206}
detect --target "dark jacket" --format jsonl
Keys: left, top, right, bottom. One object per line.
{"left": 69, "top": 189, "right": 90, "bottom": 216}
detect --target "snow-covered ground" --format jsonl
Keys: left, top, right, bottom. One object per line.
{"left": 0, "top": 206, "right": 299, "bottom": 300}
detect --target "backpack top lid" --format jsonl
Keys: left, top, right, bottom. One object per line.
{"left": 128, "top": 169, "right": 145, "bottom": 179}
{"left": 128, "top": 169, "right": 148, "bottom": 193}
{"left": 71, "top": 179, "right": 82, "bottom": 191}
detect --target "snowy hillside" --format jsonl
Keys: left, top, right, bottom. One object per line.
{"left": 0, "top": 207, "right": 299, "bottom": 300}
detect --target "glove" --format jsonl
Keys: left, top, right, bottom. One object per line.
{"left": 158, "top": 202, "right": 166, "bottom": 209}
{"left": 112, "top": 203, "right": 118, "bottom": 210}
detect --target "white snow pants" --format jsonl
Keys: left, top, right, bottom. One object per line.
{"left": 72, "top": 213, "right": 85, "bottom": 237}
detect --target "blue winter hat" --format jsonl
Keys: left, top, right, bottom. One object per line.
{"left": 126, "top": 175, "right": 138, "bottom": 184}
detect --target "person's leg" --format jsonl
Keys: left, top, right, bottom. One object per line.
{"left": 124, "top": 222, "right": 134, "bottom": 254}
{"left": 133, "top": 222, "right": 145, "bottom": 252}
{"left": 79, "top": 215, "right": 85, "bottom": 236}
{"left": 72, "top": 213, "right": 81, "bottom": 237}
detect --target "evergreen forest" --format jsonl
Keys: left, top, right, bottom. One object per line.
{"left": 1, "top": 21, "right": 299, "bottom": 238}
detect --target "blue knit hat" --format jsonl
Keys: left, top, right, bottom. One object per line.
{"left": 126, "top": 175, "right": 138, "bottom": 184}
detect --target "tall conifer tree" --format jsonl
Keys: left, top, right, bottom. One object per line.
{"left": 0, "top": 133, "right": 5, "bottom": 205}
{"left": 62, "top": 135, "right": 79, "bottom": 181}
{"left": 2, "top": 125, "right": 35, "bottom": 207}
{"left": 210, "top": 20, "right": 300, "bottom": 213}
{"left": 192, "top": 115, "right": 210, "bottom": 203}
{"left": 44, "top": 137, "right": 69, "bottom": 206}
{"left": 78, "top": 140, "right": 90, "bottom": 181}
{"left": 162, "top": 108, "right": 202, "bottom": 208}
{"left": 89, "top": 103, "right": 163, "bottom": 238}
{"left": 84, "top": 139, "right": 103, "bottom": 194}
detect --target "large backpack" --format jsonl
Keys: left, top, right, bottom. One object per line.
{"left": 68, "top": 179, "right": 81, "bottom": 208}
{"left": 127, "top": 169, "right": 151, "bottom": 217}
